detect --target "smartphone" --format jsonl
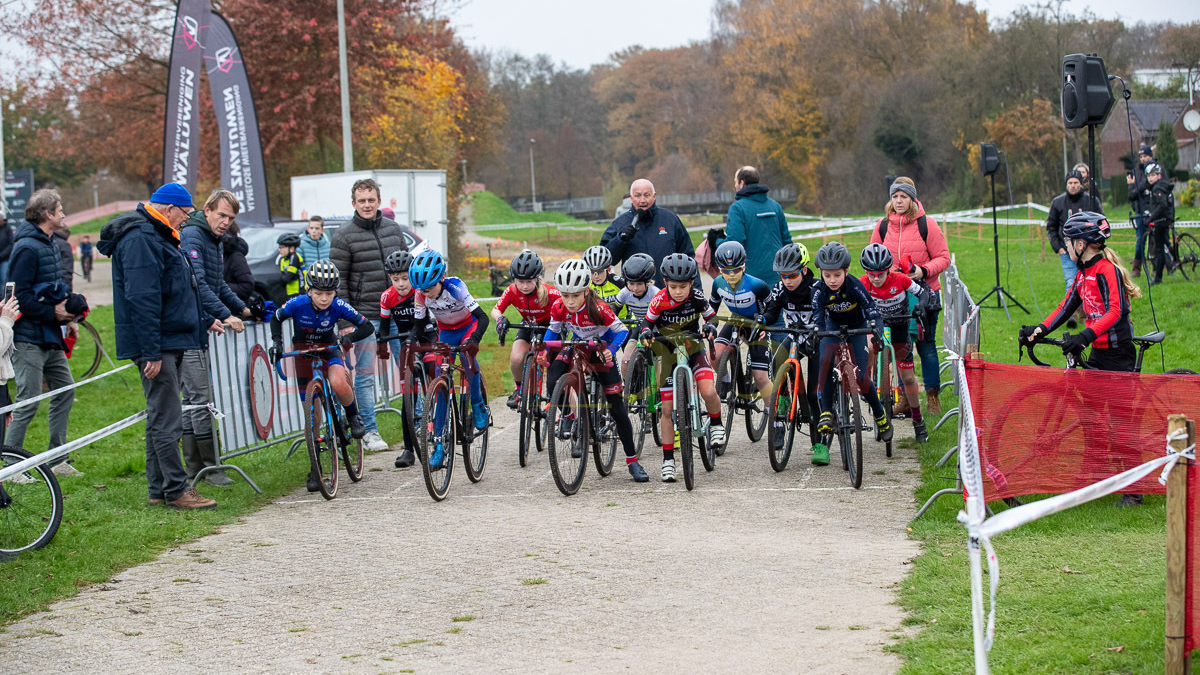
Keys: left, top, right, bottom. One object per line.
{"left": 4, "top": 282, "right": 13, "bottom": 302}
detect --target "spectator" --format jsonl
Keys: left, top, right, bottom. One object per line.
{"left": 869, "top": 178, "right": 951, "bottom": 415}
{"left": 0, "top": 212, "right": 13, "bottom": 288}
{"left": 299, "top": 215, "right": 330, "bottom": 263}
{"left": 614, "top": 194, "right": 632, "bottom": 220}
{"left": 717, "top": 166, "right": 792, "bottom": 285}
{"left": 329, "top": 177, "right": 409, "bottom": 452}
{"left": 7, "top": 190, "right": 81, "bottom": 474}
{"left": 222, "top": 222, "right": 255, "bottom": 305}
{"left": 1046, "top": 170, "right": 1104, "bottom": 295}
{"left": 52, "top": 227, "right": 73, "bottom": 290}
{"left": 1072, "top": 162, "right": 1096, "bottom": 196}
{"left": 276, "top": 233, "right": 305, "bottom": 301}
{"left": 1126, "top": 144, "right": 1155, "bottom": 277}
{"left": 1144, "top": 162, "right": 1174, "bottom": 286}
{"left": 0, "top": 295, "right": 21, "bottom": 444}
{"left": 599, "top": 179, "right": 694, "bottom": 287}
{"left": 180, "top": 188, "right": 253, "bottom": 486}
{"left": 97, "top": 182, "right": 221, "bottom": 510}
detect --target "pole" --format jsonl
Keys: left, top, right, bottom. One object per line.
{"left": 1166, "top": 414, "right": 1194, "bottom": 675}
{"left": 92, "top": 184, "right": 99, "bottom": 210}
{"left": 1087, "top": 125, "right": 1097, "bottom": 204}
{"left": 336, "top": 0, "right": 354, "bottom": 172}
{"left": 991, "top": 174, "right": 1001, "bottom": 292}
{"left": 0, "top": 91, "right": 6, "bottom": 220}
{"left": 461, "top": 158, "right": 468, "bottom": 185}
{"left": 528, "top": 138, "right": 537, "bottom": 212}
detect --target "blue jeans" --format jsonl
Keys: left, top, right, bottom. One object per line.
{"left": 433, "top": 322, "right": 484, "bottom": 436}
{"left": 915, "top": 309, "right": 941, "bottom": 392}
{"left": 1133, "top": 215, "right": 1148, "bottom": 263}
{"left": 352, "top": 319, "right": 380, "bottom": 433}
{"left": 1058, "top": 253, "right": 1077, "bottom": 297}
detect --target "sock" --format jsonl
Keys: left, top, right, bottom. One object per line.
{"left": 911, "top": 407, "right": 923, "bottom": 422}
{"left": 663, "top": 443, "right": 675, "bottom": 462}
{"left": 626, "top": 455, "right": 639, "bottom": 465}
{"left": 345, "top": 401, "right": 359, "bottom": 418}
{"left": 710, "top": 412, "right": 722, "bottom": 427}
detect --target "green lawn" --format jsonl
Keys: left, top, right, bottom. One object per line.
{"left": 469, "top": 190, "right": 591, "bottom": 227}
{"left": 67, "top": 214, "right": 115, "bottom": 235}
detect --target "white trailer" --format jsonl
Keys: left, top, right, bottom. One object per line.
{"left": 290, "top": 169, "right": 448, "bottom": 256}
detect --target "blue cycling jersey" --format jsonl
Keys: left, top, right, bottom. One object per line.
{"left": 709, "top": 274, "right": 772, "bottom": 319}
{"left": 275, "top": 295, "right": 368, "bottom": 344}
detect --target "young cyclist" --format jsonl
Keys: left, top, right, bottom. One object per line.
{"left": 637, "top": 253, "right": 726, "bottom": 483}
{"left": 859, "top": 243, "right": 933, "bottom": 443}
{"left": 491, "top": 249, "right": 562, "bottom": 410}
{"left": 269, "top": 260, "right": 373, "bottom": 492}
{"left": 540, "top": 258, "right": 649, "bottom": 483}
{"left": 276, "top": 232, "right": 306, "bottom": 300}
{"left": 612, "top": 252, "right": 658, "bottom": 377}
{"left": 378, "top": 249, "right": 438, "bottom": 469}
{"left": 409, "top": 249, "right": 491, "bottom": 470}
{"left": 811, "top": 241, "right": 891, "bottom": 466}
{"left": 583, "top": 245, "right": 626, "bottom": 316}
{"left": 757, "top": 243, "right": 820, "bottom": 449}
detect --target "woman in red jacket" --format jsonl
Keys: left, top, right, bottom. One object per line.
{"left": 870, "top": 178, "right": 951, "bottom": 414}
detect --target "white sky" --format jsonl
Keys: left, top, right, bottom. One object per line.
{"left": 451, "top": 0, "right": 1200, "bottom": 70}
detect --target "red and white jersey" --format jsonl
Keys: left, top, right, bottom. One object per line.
{"left": 495, "top": 283, "right": 562, "bottom": 325}
{"left": 415, "top": 277, "right": 479, "bottom": 330}
{"left": 644, "top": 286, "right": 715, "bottom": 333}
{"left": 860, "top": 271, "right": 921, "bottom": 320}
{"left": 546, "top": 297, "right": 626, "bottom": 348}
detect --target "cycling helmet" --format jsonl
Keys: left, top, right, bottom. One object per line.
{"left": 1061, "top": 211, "right": 1111, "bottom": 244}
{"left": 859, "top": 243, "right": 894, "bottom": 273}
{"left": 621, "top": 253, "right": 656, "bottom": 283}
{"left": 306, "top": 259, "right": 340, "bottom": 291}
{"left": 582, "top": 245, "right": 613, "bottom": 271}
{"left": 554, "top": 258, "right": 591, "bottom": 293}
{"left": 714, "top": 241, "right": 747, "bottom": 269}
{"left": 660, "top": 253, "right": 698, "bottom": 282}
{"left": 814, "top": 241, "right": 852, "bottom": 270}
{"left": 277, "top": 232, "right": 301, "bottom": 248}
{"left": 409, "top": 249, "right": 447, "bottom": 290}
{"left": 509, "top": 249, "right": 544, "bottom": 279}
{"left": 773, "top": 243, "right": 810, "bottom": 274}
{"left": 383, "top": 249, "right": 413, "bottom": 274}
{"left": 1144, "top": 162, "right": 1163, "bottom": 175}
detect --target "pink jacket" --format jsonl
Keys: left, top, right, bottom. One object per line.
{"left": 869, "top": 200, "right": 951, "bottom": 292}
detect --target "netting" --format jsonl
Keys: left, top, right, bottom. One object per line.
{"left": 964, "top": 357, "right": 1200, "bottom": 501}
{"left": 1188, "top": 461, "right": 1198, "bottom": 652}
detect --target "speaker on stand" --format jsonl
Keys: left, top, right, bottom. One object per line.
{"left": 975, "top": 142, "right": 1029, "bottom": 318}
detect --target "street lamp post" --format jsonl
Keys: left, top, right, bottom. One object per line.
{"left": 461, "top": 158, "right": 467, "bottom": 185}
{"left": 528, "top": 138, "right": 537, "bottom": 213}
{"left": 336, "top": 0, "right": 354, "bottom": 172}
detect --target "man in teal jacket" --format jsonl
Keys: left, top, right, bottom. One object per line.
{"left": 718, "top": 166, "right": 791, "bottom": 284}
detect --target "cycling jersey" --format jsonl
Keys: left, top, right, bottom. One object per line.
{"left": 273, "top": 294, "right": 368, "bottom": 344}
{"left": 277, "top": 251, "right": 305, "bottom": 298}
{"left": 811, "top": 274, "right": 882, "bottom": 331}
{"left": 615, "top": 284, "right": 659, "bottom": 322}
{"left": 860, "top": 271, "right": 924, "bottom": 321}
{"left": 590, "top": 273, "right": 626, "bottom": 306}
{"left": 379, "top": 286, "right": 436, "bottom": 341}
{"left": 79, "top": 242, "right": 94, "bottom": 259}
{"left": 1041, "top": 254, "right": 1133, "bottom": 350}
{"left": 709, "top": 273, "right": 772, "bottom": 320}
{"left": 495, "top": 282, "right": 562, "bottom": 325}
{"left": 641, "top": 286, "right": 715, "bottom": 337}
{"left": 416, "top": 276, "right": 480, "bottom": 330}
{"left": 545, "top": 298, "right": 628, "bottom": 352}
{"left": 760, "top": 269, "right": 816, "bottom": 328}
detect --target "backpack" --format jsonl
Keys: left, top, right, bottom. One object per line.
{"left": 876, "top": 214, "right": 928, "bottom": 244}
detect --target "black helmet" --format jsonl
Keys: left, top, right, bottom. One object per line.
{"left": 714, "top": 240, "right": 747, "bottom": 269}
{"left": 583, "top": 245, "right": 613, "bottom": 271}
{"left": 773, "top": 243, "right": 810, "bottom": 274}
{"left": 814, "top": 242, "right": 851, "bottom": 270}
{"left": 660, "top": 253, "right": 698, "bottom": 282}
{"left": 1062, "top": 211, "right": 1111, "bottom": 244}
{"left": 306, "top": 260, "right": 340, "bottom": 291}
{"left": 277, "top": 232, "right": 301, "bottom": 248}
{"left": 509, "top": 249, "right": 544, "bottom": 279}
{"left": 622, "top": 253, "right": 656, "bottom": 283}
{"left": 384, "top": 249, "right": 413, "bottom": 274}
{"left": 859, "top": 243, "right": 893, "bottom": 273}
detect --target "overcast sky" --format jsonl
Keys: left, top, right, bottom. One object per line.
{"left": 452, "top": 0, "right": 1200, "bottom": 70}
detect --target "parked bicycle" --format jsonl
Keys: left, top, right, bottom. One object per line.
{"left": 499, "top": 320, "right": 550, "bottom": 467}
{"left": 0, "top": 447, "right": 64, "bottom": 560}
{"left": 814, "top": 325, "right": 876, "bottom": 489}
{"left": 542, "top": 339, "right": 620, "bottom": 496}
{"left": 1149, "top": 222, "right": 1199, "bottom": 282}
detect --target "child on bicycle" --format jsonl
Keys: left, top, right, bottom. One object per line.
{"left": 491, "top": 249, "right": 562, "bottom": 410}
{"left": 583, "top": 245, "right": 627, "bottom": 317}
{"left": 269, "top": 260, "right": 373, "bottom": 492}
{"left": 409, "top": 249, "right": 491, "bottom": 470}
{"left": 757, "top": 243, "right": 820, "bottom": 449}
{"left": 810, "top": 241, "right": 891, "bottom": 466}
{"left": 613, "top": 252, "right": 659, "bottom": 377}
{"left": 378, "top": 249, "right": 438, "bottom": 469}
{"left": 540, "top": 258, "right": 648, "bottom": 483}
{"left": 859, "top": 243, "right": 933, "bottom": 443}
{"left": 637, "top": 253, "right": 725, "bottom": 483}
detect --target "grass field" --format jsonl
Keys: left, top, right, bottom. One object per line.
{"left": 67, "top": 214, "right": 114, "bottom": 235}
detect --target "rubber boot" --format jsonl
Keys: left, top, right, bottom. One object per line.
{"left": 197, "top": 436, "right": 232, "bottom": 486}
{"left": 925, "top": 389, "right": 941, "bottom": 417}
{"left": 181, "top": 433, "right": 202, "bottom": 479}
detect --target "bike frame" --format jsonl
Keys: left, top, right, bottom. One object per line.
{"left": 275, "top": 345, "right": 351, "bottom": 453}
{"left": 402, "top": 342, "right": 483, "bottom": 442}
{"left": 654, "top": 333, "right": 714, "bottom": 442}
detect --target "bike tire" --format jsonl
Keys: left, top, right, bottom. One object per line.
{"left": 623, "top": 350, "right": 651, "bottom": 460}
{"left": 838, "top": 363, "right": 864, "bottom": 490}
{"left": 518, "top": 352, "right": 537, "bottom": 467}
{"left": 676, "top": 370, "right": 695, "bottom": 491}
{"left": 461, "top": 377, "right": 488, "bottom": 483}
{"left": 1176, "top": 233, "right": 1199, "bottom": 281}
{"left": 880, "top": 350, "right": 894, "bottom": 458}
{"left": 744, "top": 343, "right": 769, "bottom": 443}
{"left": 767, "top": 362, "right": 796, "bottom": 472}
{"left": 304, "top": 380, "right": 338, "bottom": 500}
{"left": 340, "top": 427, "right": 364, "bottom": 483}
{"left": 76, "top": 320, "right": 104, "bottom": 379}
{"left": 0, "top": 446, "right": 64, "bottom": 559}
{"left": 714, "top": 349, "right": 736, "bottom": 455}
{"left": 403, "top": 365, "right": 428, "bottom": 459}
{"left": 590, "top": 378, "right": 617, "bottom": 477}
{"left": 547, "top": 372, "right": 588, "bottom": 496}
{"left": 420, "top": 377, "right": 455, "bottom": 501}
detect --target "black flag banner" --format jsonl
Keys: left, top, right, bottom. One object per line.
{"left": 161, "top": 0, "right": 210, "bottom": 191}
{"left": 205, "top": 12, "right": 272, "bottom": 225}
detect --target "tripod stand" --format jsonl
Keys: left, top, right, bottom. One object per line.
{"left": 975, "top": 171, "right": 1029, "bottom": 319}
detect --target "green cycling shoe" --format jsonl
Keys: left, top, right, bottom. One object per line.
{"left": 811, "top": 443, "right": 830, "bottom": 466}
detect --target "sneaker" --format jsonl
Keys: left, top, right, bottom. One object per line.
{"left": 347, "top": 414, "right": 366, "bottom": 439}
{"left": 429, "top": 442, "right": 446, "bottom": 469}
{"left": 168, "top": 486, "right": 216, "bottom": 510}
{"left": 875, "top": 414, "right": 893, "bottom": 443}
{"left": 507, "top": 389, "right": 521, "bottom": 410}
{"left": 51, "top": 462, "right": 83, "bottom": 477}
{"left": 817, "top": 411, "right": 833, "bottom": 435}
{"left": 913, "top": 418, "right": 929, "bottom": 443}
{"left": 363, "top": 430, "right": 388, "bottom": 452}
{"left": 811, "top": 443, "right": 830, "bottom": 466}
{"left": 771, "top": 422, "right": 785, "bottom": 450}
{"left": 628, "top": 461, "right": 649, "bottom": 483}
{"left": 7, "top": 471, "right": 37, "bottom": 485}
{"left": 394, "top": 448, "right": 415, "bottom": 468}
{"left": 557, "top": 413, "right": 576, "bottom": 440}
{"left": 473, "top": 403, "right": 490, "bottom": 430}
{"left": 661, "top": 459, "right": 677, "bottom": 482}
{"left": 709, "top": 425, "right": 726, "bottom": 450}
{"left": 1116, "top": 494, "right": 1144, "bottom": 507}
{"left": 203, "top": 469, "right": 233, "bottom": 487}
{"left": 306, "top": 472, "right": 321, "bottom": 492}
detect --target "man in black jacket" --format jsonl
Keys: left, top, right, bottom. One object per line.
{"left": 599, "top": 179, "right": 694, "bottom": 288}
{"left": 1144, "top": 162, "right": 1175, "bottom": 286}
{"left": 1126, "top": 144, "right": 1155, "bottom": 277}
{"left": 1046, "top": 170, "right": 1103, "bottom": 295}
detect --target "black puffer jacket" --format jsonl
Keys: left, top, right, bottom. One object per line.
{"left": 181, "top": 209, "right": 245, "bottom": 320}
{"left": 599, "top": 203, "right": 695, "bottom": 288}
{"left": 53, "top": 229, "right": 73, "bottom": 289}
{"left": 1045, "top": 189, "right": 1103, "bottom": 253}
{"left": 1146, "top": 179, "right": 1175, "bottom": 228}
{"left": 328, "top": 212, "right": 409, "bottom": 320}
{"left": 223, "top": 235, "right": 255, "bottom": 303}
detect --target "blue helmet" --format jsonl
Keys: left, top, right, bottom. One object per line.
{"left": 409, "top": 249, "right": 447, "bottom": 290}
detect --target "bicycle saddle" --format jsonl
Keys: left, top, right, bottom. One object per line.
{"left": 1133, "top": 331, "right": 1165, "bottom": 344}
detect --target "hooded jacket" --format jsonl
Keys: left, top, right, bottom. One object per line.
{"left": 223, "top": 234, "right": 255, "bottom": 303}
{"left": 1146, "top": 179, "right": 1175, "bottom": 228}
{"left": 181, "top": 209, "right": 246, "bottom": 321}
{"left": 97, "top": 204, "right": 208, "bottom": 361}
{"left": 869, "top": 200, "right": 951, "bottom": 292}
{"left": 599, "top": 203, "right": 695, "bottom": 288}
{"left": 298, "top": 231, "right": 331, "bottom": 264}
{"left": 719, "top": 184, "right": 791, "bottom": 284}
{"left": 328, "top": 212, "right": 409, "bottom": 320}
{"left": 1045, "top": 189, "right": 1104, "bottom": 253}
{"left": 10, "top": 220, "right": 65, "bottom": 347}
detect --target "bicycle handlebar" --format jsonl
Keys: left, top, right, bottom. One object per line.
{"left": 814, "top": 326, "right": 876, "bottom": 339}
{"left": 542, "top": 339, "right": 604, "bottom": 350}
{"left": 1019, "top": 333, "right": 1094, "bottom": 369}
{"left": 498, "top": 320, "right": 548, "bottom": 346}
{"left": 274, "top": 345, "right": 342, "bottom": 381}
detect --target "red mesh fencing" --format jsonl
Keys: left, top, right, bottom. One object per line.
{"left": 1188, "top": 462, "right": 1198, "bottom": 652}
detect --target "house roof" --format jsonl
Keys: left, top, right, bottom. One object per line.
{"left": 1129, "top": 98, "right": 1188, "bottom": 132}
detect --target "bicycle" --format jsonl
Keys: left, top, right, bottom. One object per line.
{"left": 714, "top": 321, "right": 770, "bottom": 450}
{"left": 622, "top": 319, "right": 660, "bottom": 459}
{"left": 1153, "top": 222, "right": 1199, "bottom": 281}
{"left": 649, "top": 331, "right": 719, "bottom": 491}
{"left": 402, "top": 342, "right": 491, "bottom": 501}
{"left": 498, "top": 320, "right": 550, "bottom": 468}
{"left": 868, "top": 306, "right": 928, "bottom": 459}
{"left": 814, "top": 325, "right": 876, "bottom": 489}
{"left": 542, "top": 339, "right": 621, "bottom": 496}
{"left": 379, "top": 332, "right": 430, "bottom": 464}
{"left": 0, "top": 447, "right": 64, "bottom": 560}
{"left": 1020, "top": 330, "right": 1195, "bottom": 375}
{"left": 765, "top": 325, "right": 815, "bottom": 472}
{"left": 275, "top": 344, "right": 365, "bottom": 500}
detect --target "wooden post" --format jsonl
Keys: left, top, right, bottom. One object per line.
{"left": 1166, "top": 414, "right": 1194, "bottom": 675}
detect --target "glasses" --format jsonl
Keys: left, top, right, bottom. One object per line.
{"left": 720, "top": 268, "right": 744, "bottom": 275}
{"left": 779, "top": 271, "right": 803, "bottom": 280}
{"left": 865, "top": 270, "right": 888, "bottom": 278}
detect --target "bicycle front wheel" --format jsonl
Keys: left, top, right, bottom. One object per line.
{"left": 461, "top": 377, "right": 489, "bottom": 483}
{"left": 0, "top": 447, "right": 64, "bottom": 559}
{"left": 547, "top": 372, "right": 588, "bottom": 496}
{"left": 714, "top": 349, "right": 736, "bottom": 455}
{"left": 1176, "top": 233, "right": 1199, "bottom": 281}
{"left": 767, "top": 361, "right": 797, "bottom": 472}
{"left": 880, "top": 350, "right": 894, "bottom": 459}
{"left": 518, "top": 352, "right": 537, "bottom": 467}
{"left": 590, "top": 378, "right": 617, "bottom": 477}
{"left": 623, "top": 349, "right": 651, "bottom": 460}
{"left": 837, "top": 365, "right": 863, "bottom": 489}
{"left": 403, "top": 365, "right": 428, "bottom": 459}
{"left": 745, "top": 345, "right": 769, "bottom": 442}
{"left": 304, "top": 380, "right": 339, "bottom": 500}
{"left": 421, "top": 377, "right": 455, "bottom": 501}
{"left": 675, "top": 370, "right": 695, "bottom": 491}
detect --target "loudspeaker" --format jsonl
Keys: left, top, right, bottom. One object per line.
{"left": 1062, "top": 53, "right": 1115, "bottom": 129}
{"left": 980, "top": 143, "right": 1000, "bottom": 177}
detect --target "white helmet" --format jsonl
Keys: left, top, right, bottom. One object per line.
{"left": 554, "top": 258, "right": 591, "bottom": 294}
